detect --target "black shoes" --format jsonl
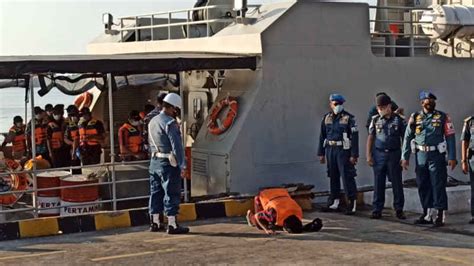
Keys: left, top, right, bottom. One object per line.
{"left": 414, "top": 209, "right": 433, "bottom": 225}
{"left": 149, "top": 222, "right": 165, "bottom": 232}
{"left": 344, "top": 200, "right": 356, "bottom": 215}
{"left": 469, "top": 217, "right": 474, "bottom": 224}
{"left": 371, "top": 211, "right": 382, "bottom": 219}
{"left": 396, "top": 210, "right": 406, "bottom": 220}
{"left": 167, "top": 224, "right": 190, "bottom": 234}
{"left": 433, "top": 209, "right": 445, "bottom": 227}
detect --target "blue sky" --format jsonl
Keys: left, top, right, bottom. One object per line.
{"left": 0, "top": 0, "right": 276, "bottom": 55}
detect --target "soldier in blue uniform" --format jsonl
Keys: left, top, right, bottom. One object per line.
{"left": 367, "top": 94, "right": 406, "bottom": 219}
{"left": 148, "top": 93, "right": 189, "bottom": 234}
{"left": 365, "top": 92, "right": 402, "bottom": 132}
{"left": 401, "top": 91, "right": 457, "bottom": 227}
{"left": 318, "top": 94, "right": 359, "bottom": 215}
{"left": 460, "top": 115, "right": 474, "bottom": 224}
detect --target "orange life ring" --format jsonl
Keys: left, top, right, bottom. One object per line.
{"left": 207, "top": 97, "right": 238, "bottom": 135}
{"left": 0, "top": 158, "right": 29, "bottom": 206}
{"left": 74, "top": 92, "right": 93, "bottom": 110}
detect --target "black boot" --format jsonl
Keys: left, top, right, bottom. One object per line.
{"left": 414, "top": 208, "right": 433, "bottom": 225}
{"left": 395, "top": 210, "right": 406, "bottom": 220}
{"left": 321, "top": 197, "right": 340, "bottom": 212}
{"left": 469, "top": 217, "right": 474, "bottom": 224}
{"left": 149, "top": 215, "right": 165, "bottom": 232}
{"left": 344, "top": 199, "right": 356, "bottom": 215}
{"left": 167, "top": 224, "right": 190, "bottom": 234}
{"left": 433, "top": 209, "right": 445, "bottom": 227}
{"left": 370, "top": 211, "right": 382, "bottom": 219}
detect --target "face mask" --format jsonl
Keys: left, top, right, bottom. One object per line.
{"left": 378, "top": 107, "right": 389, "bottom": 117}
{"left": 130, "top": 120, "right": 141, "bottom": 127}
{"left": 53, "top": 115, "right": 61, "bottom": 121}
{"left": 35, "top": 114, "right": 41, "bottom": 120}
{"left": 46, "top": 111, "right": 52, "bottom": 116}
{"left": 15, "top": 122, "right": 23, "bottom": 127}
{"left": 332, "top": 105, "right": 344, "bottom": 114}
{"left": 71, "top": 116, "right": 79, "bottom": 123}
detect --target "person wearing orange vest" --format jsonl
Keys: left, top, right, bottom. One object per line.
{"left": 47, "top": 106, "right": 67, "bottom": 168}
{"left": 64, "top": 105, "right": 81, "bottom": 173}
{"left": 1, "top": 116, "right": 27, "bottom": 160}
{"left": 246, "top": 188, "right": 323, "bottom": 235}
{"left": 78, "top": 107, "right": 105, "bottom": 165}
{"left": 26, "top": 107, "right": 50, "bottom": 163}
{"left": 118, "top": 110, "right": 147, "bottom": 161}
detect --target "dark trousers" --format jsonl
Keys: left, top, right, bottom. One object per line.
{"left": 148, "top": 158, "right": 181, "bottom": 216}
{"left": 415, "top": 151, "right": 448, "bottom": 210}
{"left": 326, "top": 146, "right": 357, "bottom": 200}
{"left": 469, "top": 156, "right": 474, "bottom": 216}
{"left": 52, "top": 148, "right": 69, "bottom": 168}
{"left": 81, "top": 145, "right": 102, "bottom": 165}
{"left": 372, "top": 149, "right": 404, "bottom": 212}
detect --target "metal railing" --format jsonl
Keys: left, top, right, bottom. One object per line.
{"left": 118, "top": 5, "right": 234, "bottom": 42}
{"left": 0, "top": 159, "right": 154, "bottom": 220}
{"left": 368, "top": 6, "right": 433, "bottom": 57}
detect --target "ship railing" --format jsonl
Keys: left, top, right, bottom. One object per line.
{"left": 117, "top": 4, "right": 259, "bottom": 42}
{"left": 368, "top": 5, "right": 433, "bottom": 57}
{"left": 0, "top": 159, "right": 158, "bottom": 219}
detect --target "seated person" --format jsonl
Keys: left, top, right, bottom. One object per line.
{"left": 118, "top": 110, "right": 147, "bottom": 161}
{"left": 246, "top": 188, "right": 322, "bottom": 235}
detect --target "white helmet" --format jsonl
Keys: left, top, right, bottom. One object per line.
{"left": 163, "top": 93, "right": 182, "bottom": 109}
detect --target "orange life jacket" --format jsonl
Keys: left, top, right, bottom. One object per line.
{"left": 259, "top": 188, "right": 303, "bottom": 227}
{"left": 9, "top": 125, "right": 26, "bottom": 153}
{"left": 48, "top": 121, "right": 64, "bottom": 150}
{"left": 32, "top": 122, "right": 47, "bottom": 146}
{"left": 119, "top": 123, "right": 142, "bottom": 154}
{"left": 65, "top": 119, "right": 79, "bottom": 143}
{"left": 79, "top": 119, "right": 100, "bottom": 146}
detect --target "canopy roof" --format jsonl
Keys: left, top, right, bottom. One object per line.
{"left": 0, "top": 53, "right": 258, "bottom": 79}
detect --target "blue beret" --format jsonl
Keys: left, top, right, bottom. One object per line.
{"left": 329, "top": 94, "right": 345, "bottom": 103}
{"left": 419, "top": 91, "right": 437, "bottom": 100}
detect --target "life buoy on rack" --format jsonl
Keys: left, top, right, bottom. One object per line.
{"left": 74, "top": 92, "right": 93, "bottom": 110}
{"left": 0, "top": 158, "right": 29, "bottom": 206}
{"left": 207, "top": 96, "right": 238, "bottom": 135}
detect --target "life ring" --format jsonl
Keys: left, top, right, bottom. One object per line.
{"left": 0, "top": 158, "right": 29, "bottom": 206}
{"left": 74, "top": 92, "right": 93, "bottom": 110}
{"left": 207, "top": 96, "right": 238, "bottom": 135}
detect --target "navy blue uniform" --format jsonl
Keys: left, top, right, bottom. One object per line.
{"left": 148, "top": 112, "right": 186, "bottom": 217}
{"left": 461, "top": 116, "right": 474, "bottom": 217}
{"left": 402, "top": 110, "right": 456, "bottom": 211}
{"left": 369, "top": 113, "right": 406, "bottom": 212}
{"left": 318, "top": 110, "right": 359, "bottom": 201}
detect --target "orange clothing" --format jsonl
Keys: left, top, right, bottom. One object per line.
{"left": 258, "top": 188, "right": 303, "bottom": 227}
{"left": 118, "top": 122, "right": 142, "bottom": 154}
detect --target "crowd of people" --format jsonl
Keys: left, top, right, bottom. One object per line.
{"left": 0, "top": 93, "right": 167, "bottom": 169}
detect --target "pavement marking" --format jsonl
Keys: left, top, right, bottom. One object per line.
{"left": 90, "top": 249, "right": 177, "bottom": 262}
{"left": 143, "top": 235, "right": 195, "bottom": 243}
{"left": 375, "top": 243, "right": 472, "bottom": 265}
{"left": 0, "top": 251, "right": 66, "bottom": 261}
{"left": 320, "top": 227, "right": 350, "bottom": 231}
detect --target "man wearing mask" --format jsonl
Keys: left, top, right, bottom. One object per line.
{"left": 460, "top": 115, "right": 474, "bottom": 224}
{"left": 401, "top": 91, "right": 456, "bottom": 227}
{"left": 119, "top": 110, "right": 147, "bottom": 161}
{"left": 78, "top": 107, "right": 105, "bottom": 165}
{"left": 47, "top": 106, "right": 67, "bottom": 168}
{"left": 365, "top": 92, "right": 403, "bottom": 132}
{"left": 318, "top": 94, "right": 359, "bottom": 215}
{"left": 148, "top": 93, "right": 189, "bottom": 234}
{"left": 45, "top": 104, "right": 54, "bottom": 123}
{"left": 367, "top": 94, "right": 406, "bottom": 220}
{"left": 1, "top": 116, "right": 27, "bottom": 160}
{"left": 26, "top": 107, "right": 50, "bottom": 163}
{"left": 143, "top": 93, "right": 167, "bottom": 153}
{"left": 64, "top": 105, "right": 81, "bottom": 174}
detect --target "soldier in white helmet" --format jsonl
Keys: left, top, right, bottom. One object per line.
{"left": 148, "top": 93, "right": 189, "bottom": 234}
